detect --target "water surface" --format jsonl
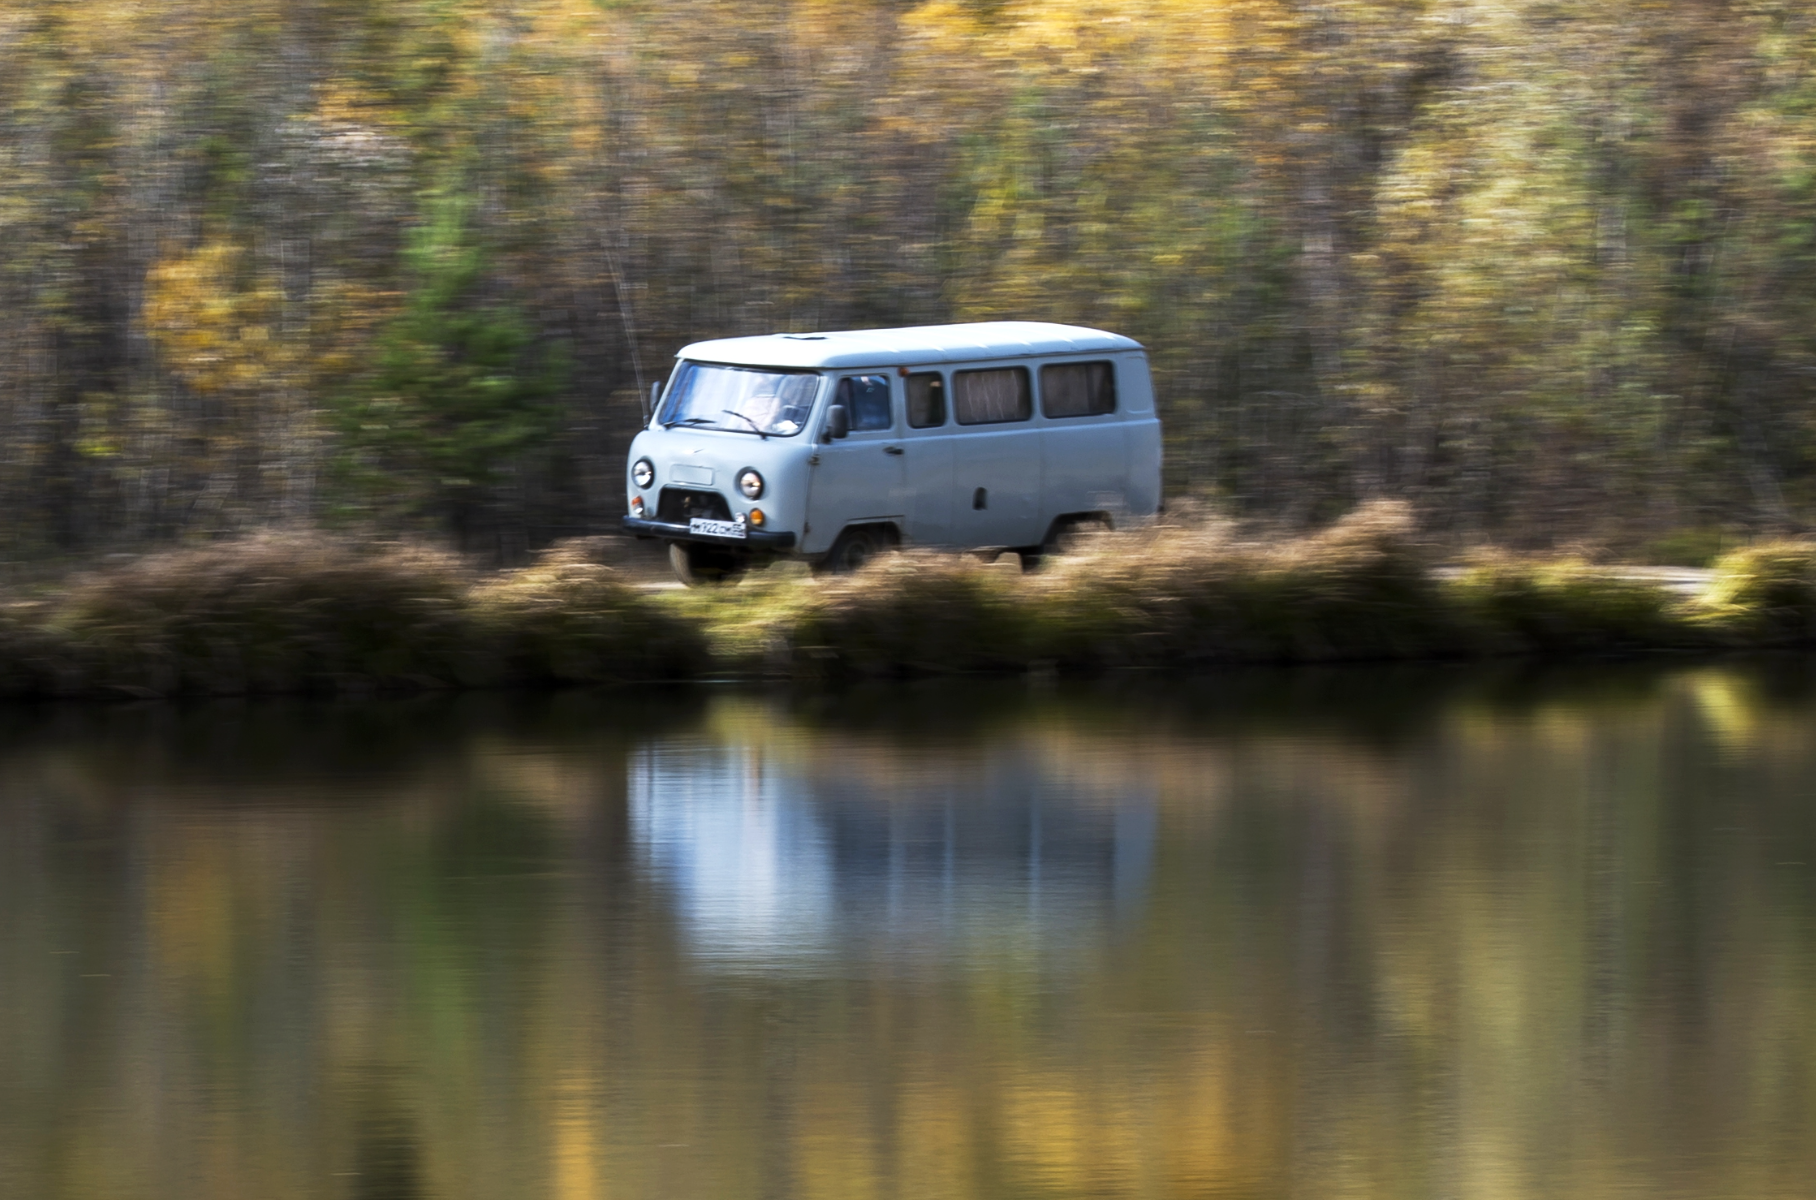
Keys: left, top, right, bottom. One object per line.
{"left": 4, "top": 662, "right": 1816, "bottom": 1199}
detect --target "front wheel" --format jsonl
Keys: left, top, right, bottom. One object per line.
{"left": 669, "top": 541, "right": 747, "bottom": 587}
{"left": 816, "top": 526, "right": 890, "bottom": 576}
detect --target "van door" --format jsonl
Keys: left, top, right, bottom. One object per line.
{"left": 899, "top": 370, "right": 955, "bottom": 546}
{"left": 803, "top": 373, "right": 906, "bottom": 555}
{"left": 949, "top": 365, "right": 1042, "bottom": 549}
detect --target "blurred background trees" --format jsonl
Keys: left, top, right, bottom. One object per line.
{"left": 2, "top": 0, "right": 1815, "bottom": 559}
{"left": 329, "top": 187, "right": 563, "bottom": 553}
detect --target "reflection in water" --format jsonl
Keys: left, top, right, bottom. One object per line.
{"left": 2, "top": 664, "right": 1816, "bottom": 1198}
{"left": 630, "top": 741, "right": 1157, "bottom": 966}
{"left": 352, "top": 1093, "right": 423, "bottom": 1200}
{"left": 632, "top": 745, "right": 836, "bottom": 962}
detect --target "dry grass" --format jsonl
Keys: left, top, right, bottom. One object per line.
{"left": 51, "top": 533, "right": 475, "bottom": 695}
{"left": 1026, "top": 500, "right": 1456, "bottom": 669}
{"left": 691, "top": 502, "right": 1468, "bottom": 678}
{"left": 0, "top": 513, "right": 1812, "bottom": 697}
{"left": 681, "top": 504, "right": 1812, "bottom": 678}
{"left": 469, "top": 541, "right": 705, "bottom": 683}
{"left": 782, "top": 552, "right": 1033, "bottom": 678}
{"left": 3, "top": 531, "right": 701, "bottom": 697}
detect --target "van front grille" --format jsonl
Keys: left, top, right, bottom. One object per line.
{"left": 656, "top": 487, "right": 732, "bottom": 524}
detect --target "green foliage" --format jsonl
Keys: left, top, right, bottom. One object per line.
{"left": 330, "top": 188, "right": 565, "bottom": 537}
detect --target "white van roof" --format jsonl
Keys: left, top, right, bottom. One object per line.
{"left": 675, "top": 321, "right": 1143, "bottom": 369}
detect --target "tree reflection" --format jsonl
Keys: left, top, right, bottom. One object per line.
{"left": 1, "top": 668, "right": 1815, "bottom": 1198}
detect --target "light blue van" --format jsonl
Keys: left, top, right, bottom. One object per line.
{"left": 622, "top": 321, "right": 1162, "bottom": 584}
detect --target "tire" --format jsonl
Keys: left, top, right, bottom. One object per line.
{"left": 817, "top": 526, "right": 889, "bottom": 575}
{"left": 669, "top": 541, "right": 747, "bottom": 587}
{"left": 1042, "top": 513, "right": 1112, "bottom": 556}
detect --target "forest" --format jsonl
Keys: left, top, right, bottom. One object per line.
{"left": 3, "top": 0, "right": 1816, "bottom": 561}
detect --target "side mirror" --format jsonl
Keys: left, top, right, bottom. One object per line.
{"left": 643, "top": 380, "right": 660, "bottom": 425}
{"left": 824, "top": 404, "right": 850, "bottom": 442}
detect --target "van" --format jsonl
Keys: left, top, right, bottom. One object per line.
{"left": 622, "top": 321, "right": 1162, "bottom": 584}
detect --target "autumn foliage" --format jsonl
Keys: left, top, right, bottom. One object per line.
{"left": 2, "top": 0, "right": 1816, "bottom": 555}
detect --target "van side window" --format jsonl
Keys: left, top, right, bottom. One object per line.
{"left": 906, "top": 372, "right": 946, "bottom": 428}
{"left": 1040, "top": 361, "right": 1117, "bottom": 418}
{"left": 835, "top": 374, "right": 894, "bottom": 431}
{"left": 953, "top": 367, "right": 1032, "bottom": 425}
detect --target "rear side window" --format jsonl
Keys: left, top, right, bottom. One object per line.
{"left": 906, "top": 372, "right": 946, "bottom": 428}
{"left": 1040, "top": 361, "right": 1117, "bottom": 418}
{"left": 835, "top": 374, "right": 894, "bottom": 431}
{"left": 953, "top": 367, "right": 1031, "bottom": 426}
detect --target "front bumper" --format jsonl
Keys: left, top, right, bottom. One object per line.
{"left": 622, "top": 516, "right": 797, "bottom": 550}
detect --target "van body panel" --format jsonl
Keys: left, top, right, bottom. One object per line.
{"left": 899, "top": 423, "right": 956, "bottom": 546}
{"left": 951, "top": 425, "right": 1043, "bottom": 548}
{"left": 1125, "top": 418, "right": 1163, "bottom": 517}
{"left": 623, "top": 322, "right": 1160, "bottom": 563}
{"left": 1042, "top": 417, "right": 1128, "bottom": 524}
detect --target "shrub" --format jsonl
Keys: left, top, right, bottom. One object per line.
{"left": 1027, "top": 500, "right": 1461, "bottom": 668}
{"left": 778, "top": 552, "right": 1031, "bottom": 678}
{"left": 1445, "top": 555, "right": 1695, "bottom": 654}
{"left": 756, "top": 501, "right": 1465, "bottom": 676}
{"left": 0, "top": 507, "right": 1774, "bottom": 697}
{"left": 1692, "top": 541, "right": 1816, "bottom": 645}
{"left": 470, "top": 543, "right": 706, "bottom": 683}
{"left": 50, "top": 533, "right": 476, "bottom": 695}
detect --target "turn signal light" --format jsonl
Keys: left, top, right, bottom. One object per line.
{"left": 749, "top": 508, "right": 766, "bottom": 527}
{"left": 630, "top": 495, "right": 646, "bottom": 517}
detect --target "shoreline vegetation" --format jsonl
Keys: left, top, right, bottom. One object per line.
{"left": 5, "top": 502, "right": 1816, "bottom": 699}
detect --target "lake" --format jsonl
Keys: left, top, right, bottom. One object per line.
{"left": 3, "top": 661, "right": 1815, "bottom": 1199}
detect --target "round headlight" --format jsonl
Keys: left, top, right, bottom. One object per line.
{"left": 632, "top": 457, "right": 655, "bottom": 489}
{"left": 736, "top": 468, "right": 765, "bottom": 500}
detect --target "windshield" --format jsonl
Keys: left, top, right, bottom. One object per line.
{"left": 659, "top": 363, "right": 821, "bottom": 437}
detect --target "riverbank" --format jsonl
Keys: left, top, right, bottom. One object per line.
{"left": 1, "top": 504, "right": 1813, "bottom": 697}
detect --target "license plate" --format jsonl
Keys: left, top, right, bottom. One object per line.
{"left": 689, "top": 518, "right": 745, "bottom": 539}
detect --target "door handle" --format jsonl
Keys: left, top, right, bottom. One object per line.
{"left": 884, "top": 445, "right": 904, "bottom": 456}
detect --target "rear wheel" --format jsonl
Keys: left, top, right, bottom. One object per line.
{"left": 817, "top": 526, "right": 890, "bottom": 575}
{"left": 669, "top": 541, "right": 747, "bottom": 587}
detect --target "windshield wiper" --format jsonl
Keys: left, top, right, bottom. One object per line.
{"left": 721, "top": 410, "right": 768, "bottom": 438}
{"left": 680, "top": 416, "right": 714, "bottom": 425}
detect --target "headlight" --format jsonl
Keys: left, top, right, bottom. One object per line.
{"left": 632, "top": 457, "right": 655, "bottom": 489}
{"left": 736, "top": 468, "right": 765, "bottom": 500}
